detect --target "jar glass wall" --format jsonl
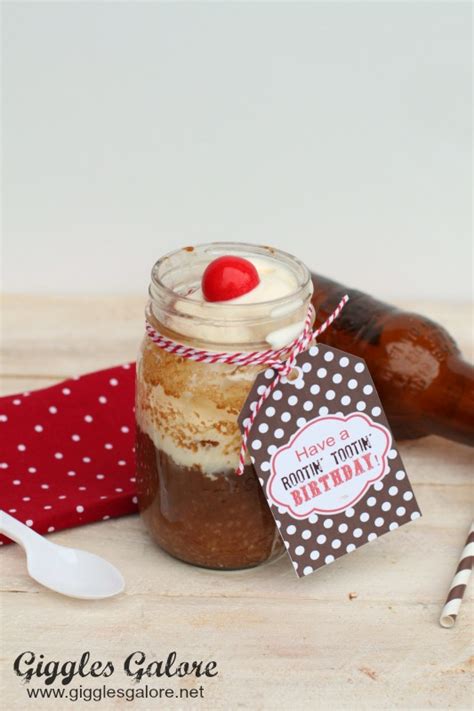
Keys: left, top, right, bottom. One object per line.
{"left": 136, "top": 243, "right": 313, "bottom": 570}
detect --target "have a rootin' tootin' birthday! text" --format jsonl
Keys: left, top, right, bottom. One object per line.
{"left": 280, "top": 434, "right": 375, "bottom": 506}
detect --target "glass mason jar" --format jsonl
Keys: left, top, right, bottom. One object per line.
{"left": 136, "top": 243, "right": 313, "bottom": 570}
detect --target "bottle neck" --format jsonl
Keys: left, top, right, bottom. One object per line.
{"left": 420, "top": 355, "right": 474, "bottom": 446}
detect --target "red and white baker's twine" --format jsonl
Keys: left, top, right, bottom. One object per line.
{"left": 146, "top": 295, "right": 349, "bottom": 476}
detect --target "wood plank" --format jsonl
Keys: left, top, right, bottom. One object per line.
{"left": 1, "top": 294, "right": 144, "bottom": 377}
{"left": 2, "top": 295, "right": 472, "bottom": 378}
{"left": 0, "top": 376, "right": 61, "bottom": 397}
{"left": 1, "top": 590, "right": 471, "bottom": 710}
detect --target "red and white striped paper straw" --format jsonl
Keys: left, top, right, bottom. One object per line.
{"left": 439, "top": 522, "right": 473, "bottom": 628}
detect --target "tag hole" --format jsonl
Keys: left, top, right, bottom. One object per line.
{"left": 287, "top": 366, "right": 301, "bottom": 382}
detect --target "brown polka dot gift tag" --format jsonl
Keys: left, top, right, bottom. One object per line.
{"left": 238, "top": 344, "right": 421, "bottom": 578}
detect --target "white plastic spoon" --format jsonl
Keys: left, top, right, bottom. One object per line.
{"left": 0, "top": 510, "right": 124, "bottom": 599}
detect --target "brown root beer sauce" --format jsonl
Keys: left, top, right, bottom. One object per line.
{"left": 136, "top": 243, "right": 313, "bottom": 569}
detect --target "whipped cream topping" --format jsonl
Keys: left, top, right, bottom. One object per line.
{"left": 189, "top": 257, "right": 299, "bottom": 305}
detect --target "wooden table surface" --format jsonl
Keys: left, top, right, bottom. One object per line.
{"left": 1, "top": 295, "right": 472, "bottom": 711}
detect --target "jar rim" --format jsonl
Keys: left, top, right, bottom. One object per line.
{"left": 150, "top": 242, "right": 312, "bottom": 314}
{"left": 148, "top": 242, "right": 313, "bottom": 349}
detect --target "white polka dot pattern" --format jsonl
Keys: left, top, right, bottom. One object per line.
{"left": 238, "top": 343, "right": 421, "bottom": 577}
{"left": 0, "top": 363, "right": 138, "bottom": 544}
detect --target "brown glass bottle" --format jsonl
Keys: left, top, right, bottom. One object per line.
{"left": 311, "top": 274, "right": 474, "bottom": 447}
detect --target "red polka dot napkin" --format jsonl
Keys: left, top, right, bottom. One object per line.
{"left": 0, "top": 364, "right": 138, "bottom": 545}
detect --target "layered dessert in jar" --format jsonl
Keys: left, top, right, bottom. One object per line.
{"left": 136, "top": 243, "right": 313, "bottom": 569}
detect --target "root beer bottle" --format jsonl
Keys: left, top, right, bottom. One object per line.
{"left": 311, "top": 274, "right": 474, "bottom": 447}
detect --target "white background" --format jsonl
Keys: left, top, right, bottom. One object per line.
{"left": 2, "top": 1, "right": 472, "bottom": 299}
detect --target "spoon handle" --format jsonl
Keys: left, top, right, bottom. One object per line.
{"left": 0, "top": 510, "right": 42, "bottom": 550}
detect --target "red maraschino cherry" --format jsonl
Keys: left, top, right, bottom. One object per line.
{"left": 202, "top": 256, "right": 260, "bottom": 302}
